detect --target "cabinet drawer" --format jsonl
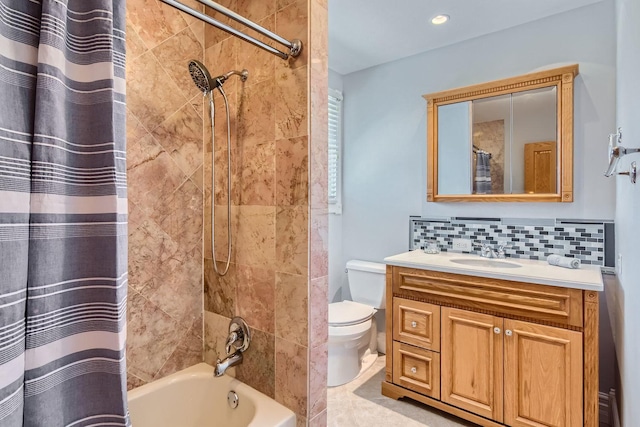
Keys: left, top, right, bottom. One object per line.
{"left": 391, "top": 266, "right": 583, "bottom": 327}
{"left": 393, "top": 298, "right": 441, "bottom": 351}
{"left": 392, "top": 342, "right": 440, "bottom": 399}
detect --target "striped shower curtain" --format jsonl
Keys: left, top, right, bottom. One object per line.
{"left": 0, "top": 1, "right": 129, "bottom": 426}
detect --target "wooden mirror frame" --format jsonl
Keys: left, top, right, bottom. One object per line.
{"left": 424, "top": 64, "right": 579, "bottom": 203}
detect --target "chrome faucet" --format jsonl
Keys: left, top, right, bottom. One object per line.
{"left": 474, "top": 242, "right": 513, "bottom": 259}
{"left": 214, "top": 317, "right": 251, "bottom": 377}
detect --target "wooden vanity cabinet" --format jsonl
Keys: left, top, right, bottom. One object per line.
{"left": 382, "top": 265, "right": 599, "bottom": 427}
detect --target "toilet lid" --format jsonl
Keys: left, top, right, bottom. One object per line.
{"left": 328, "top": 301, "right": 376, "bottom": 326}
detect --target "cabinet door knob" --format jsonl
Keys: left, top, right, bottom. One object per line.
{"left": 494, "top": 327, "right": 501, "bottom": 334}
{"left": 505, "top": 329, "right": 513, "bottom": 336}
{"left": 411, "top": 367, "right": 417, "bottom": 374}
{"left": 411, "top": 321, "right": 417, "bottom": 328}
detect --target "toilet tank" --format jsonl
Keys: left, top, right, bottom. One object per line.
{"left": 346, "top": 260, "right": 386, "bottom": 309}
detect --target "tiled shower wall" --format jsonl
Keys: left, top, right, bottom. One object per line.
{"left": 202, "top": 0, "right": 328, "bottom": 425}
{"left": 125, "top": 0, "right": 206, "bottom": 389}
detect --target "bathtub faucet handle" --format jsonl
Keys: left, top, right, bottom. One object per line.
{"left": 215, "top": 317, "right": 251, "bottom": 377}
{"left": 225, "top": 317, "right": 251, "bottom": 354}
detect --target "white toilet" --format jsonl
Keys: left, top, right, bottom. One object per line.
{"left": 328, "top": 260, "right": 386, "bottom": 387}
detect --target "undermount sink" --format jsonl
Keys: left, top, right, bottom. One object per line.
{"left": 450, "top": 258, "right": 522, "bottom": 269}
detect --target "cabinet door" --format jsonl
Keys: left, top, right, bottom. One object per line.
{"left": 441, "top": 307, "right": 503, "bottom": 422}
{"left": 392, "top": 342, "right": 440, "bottom": 399}
{"left": 393, "top": 298, "right": 440, "bottom": 351}
{"left": 504, "top": 320, "right": 582, "bottom": 427}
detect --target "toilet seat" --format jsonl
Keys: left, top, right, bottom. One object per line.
{"left": 329, "top": 301, "right": 376, "bottom": 326}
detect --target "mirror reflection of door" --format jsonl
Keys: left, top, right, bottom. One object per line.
{"left": 524, "top": 141, "right": 557, "bottom": 193}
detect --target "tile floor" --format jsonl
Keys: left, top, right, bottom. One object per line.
{"left": 327, "top": 355, "right": 477, "bottom": 427}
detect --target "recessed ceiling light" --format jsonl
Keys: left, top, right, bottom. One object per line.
{"left": 431, "top": 14, "right": 449, "bottom": 25}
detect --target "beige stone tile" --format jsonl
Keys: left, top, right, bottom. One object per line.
{"left": 127, "top": 135, "right": 187, "bottom": 217}
{"left": 204, "top": 259, "right": 236, "bottom": 317}
{"left": 178, "top": 0, "right": 204, "bottom": 27}
{"left": 310, "top": 208, "right": 328, "bottom": 279}
{"left": 204, "top": 37, "right": 238, "bottom": 94}
{"left": 126, "top": 289, "right": 184, "bottom": 380}
{"left": 127, "top": 51, "right": 189, "bottom": 132}
{"left": 127, "top": 371, "right": 147, "bottom": 391}
{"left": 275, "top": 65, "right": 308, "bottom": 140}
{"left": 149, "top": 178, "right": 203, "bottom": 254}
{"left": 127, "top": 0, "right": 189, "bottom": 50}
{"left": 309, "top": 53, "right": 328, "bottom": 209}
{"left": 275, "top": 206, "right": 308, "bottom": 275}
{"left": 204, "top": 0, "right": 237, "bottom": 48}
{"left": 235, "top": 206, "right": 276, "bottom": 269}
{"left": 191, "top": 20, "right": 205, "bottom": 47}
{"left": 128, "top": 217, "right": 180, "bottom": 291}
{"left": 190, "top": 93, "right": 204, "bottom": 119}
{"left": 127, "top": 200, "right": 145, "bottom": 238}
{"left": 212, "top": 149, "right": 236, "bottom": 206}
{"left": 309, "top": 343, "right": 328, "bottom": 419}
{"left": 236, "top": 328, "right": 276, "bottom": 398}
{"left": 275, "top": 337, "right": 308, "bottom": 418}
{"left": 275, "top": 0, "right": 308, "bottom": 70}
{"left": 190, "top": 164, "right": 204, "bottom": 193}
{"left": 237, "top": 79, "right": 275, "bottom": 147}
{"left": 295, "top": 416, "right": 306, "bottom": 427}
{"left": 309, "top": 0, "right": 328, "bottom": 66}
{"left": 277, "top": 0, "right": 297, "bottom": 10}
{"left": 152, "top": 26, "right": 204, "bottom": 102}
{"left": 237, "top": 265, "right": 275, "bottom": 334}
{"left": 141, "top": 245, "right": 202, "bottom": 327}
{"left": 154, "top": 327, "right": 203, "bottom": 379}
{"left": 191, "top": 313, "right": 204, "bottom": 339}
{"left": 309, "top": 276, "right": 328, "bottom": 348}
{"left": 235, "top": 0, "right": 276, "bottom": 23}
{"left": 155, "top": 136, "right": 202, "bottom": 196}
{"left": 204, "top": 310, "right": 232, "bottom": 366}
{"left": 275, "top": 272, "right": 308, "bottom": 346}
{"left": 126, "top": 107, "right": 149, "bottom": 145}
{"left": 236, "top": 140, "right": 276, "bottom": 206}
{"left": 235, "top": 15, "right": 276, "bottom": 87}
{"left": 125, "top": 21, "right": 149, "bottom": 61}
{"left": 309, "top": 410, "right": 327, "bottom": 427}
{"left": 310, "top": 125, "right": 328, "bottom": 208}
{"left": 276, "top": 136, "right": 309, "bottom": 206}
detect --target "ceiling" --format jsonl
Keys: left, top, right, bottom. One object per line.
{"left": 329, "top": 0, "right": 606, "bottom": 75}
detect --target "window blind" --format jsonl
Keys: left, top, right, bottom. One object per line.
{"left": 328, "top": 89, "right": 342, "bottom": 213}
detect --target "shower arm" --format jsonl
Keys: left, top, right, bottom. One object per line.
{"left": 159, "top": 0, "right": 302, "bottom": 60}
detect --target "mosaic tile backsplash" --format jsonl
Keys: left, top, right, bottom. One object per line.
{"left": 410, "top": 217, "right": 614, "bottom": 266}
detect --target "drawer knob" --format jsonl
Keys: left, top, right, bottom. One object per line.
{"left": 494, "top": 327, "right": 501, "bottom": 334}
{"left": 411, "top": 367, "right": 417, "bottom": 374}
{"left": 505, "top": 329, "right": 513, "bottom": 336}
{"left": 411, "top": 321, "right": 417, "bottom": 328}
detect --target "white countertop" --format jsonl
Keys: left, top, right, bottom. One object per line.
{"left": 384, "top": 250, "right": 604, "bottom": 291}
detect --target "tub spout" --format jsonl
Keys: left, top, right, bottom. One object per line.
{"left": 214, "top": 351, "right": 243, "bottom": 377}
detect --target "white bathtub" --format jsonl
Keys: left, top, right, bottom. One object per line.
{"left": 128, "top": 363, "right": 296, "bottom": 427}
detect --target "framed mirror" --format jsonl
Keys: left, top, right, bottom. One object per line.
{"left": 424, "top": 65, "right": 579, "bottom": 202}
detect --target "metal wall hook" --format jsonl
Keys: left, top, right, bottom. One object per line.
{"left": 605, "top": 127, "right": 640, "bottom": 177}
{"left": 617, "top": 161, "right": 637, "bottom": 184}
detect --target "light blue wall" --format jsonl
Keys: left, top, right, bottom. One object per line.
{"left": 339, "top": 1, "right": 616, "bottom": 276}
{"left": 614, "top": 0, "right": 640, "bottom": 422}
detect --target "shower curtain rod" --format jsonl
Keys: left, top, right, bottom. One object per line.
{"left": 159, "top": 0, "right": 302, "bottom": 60}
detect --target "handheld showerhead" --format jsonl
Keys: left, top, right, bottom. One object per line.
{"left": 188, "top": 60, "right": 249, "bottom": 94}
{"left": 188, "top": 60, "right": 213, "bottom": 93}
